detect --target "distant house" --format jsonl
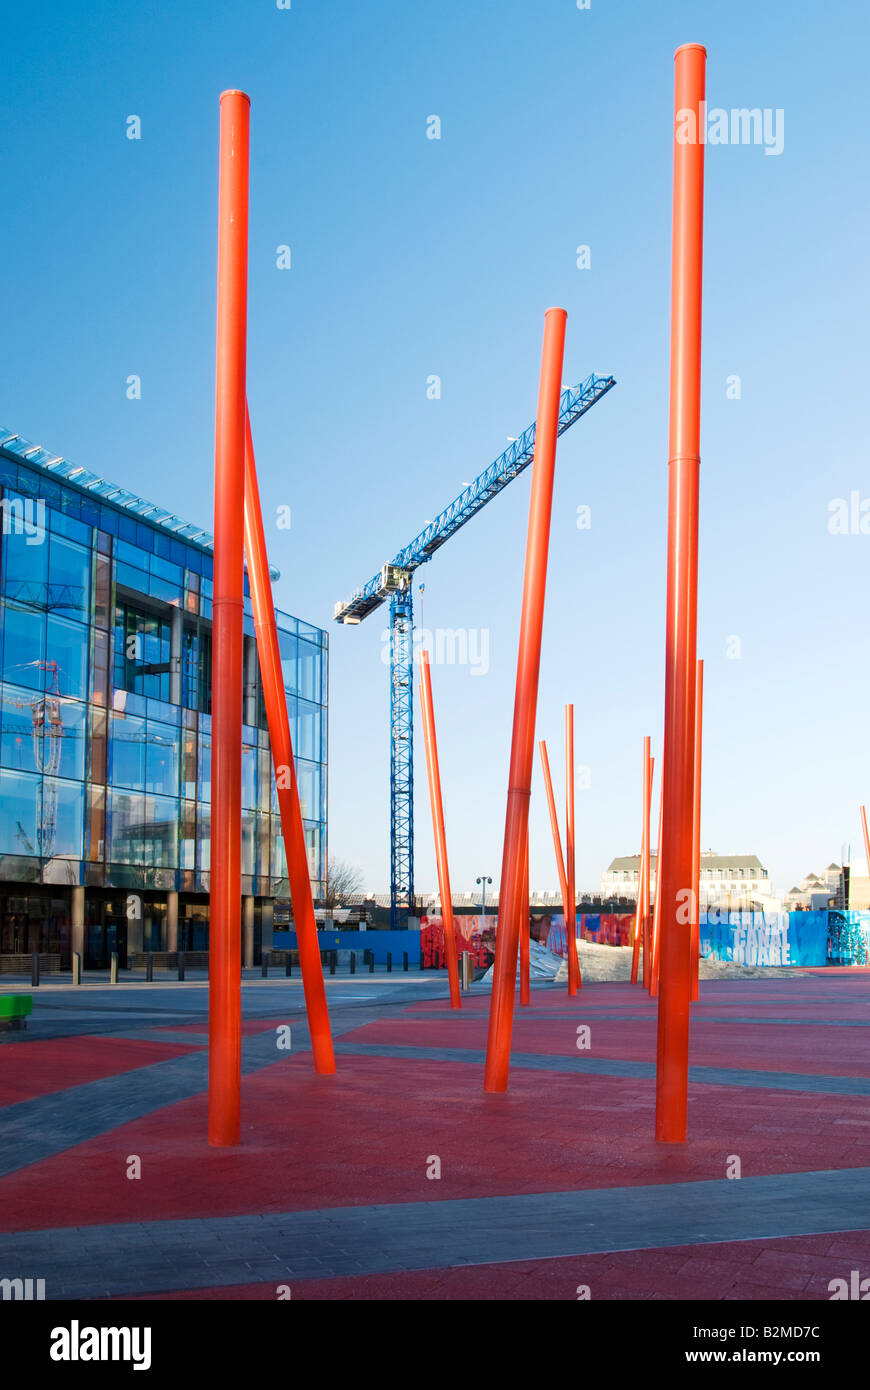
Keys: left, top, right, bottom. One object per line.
{"left": 783, "top": 864, "right": 841, "bottom": 911}
{"left": 601, "top": 852, "right": 773, "bottom": 909}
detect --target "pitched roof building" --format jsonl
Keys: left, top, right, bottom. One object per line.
{"left": 601, "top": 852, "right": 772, "bottom": 907}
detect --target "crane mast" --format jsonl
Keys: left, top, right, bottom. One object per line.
{"left": 334, "top": 372, "right": 616, "bottom": 928}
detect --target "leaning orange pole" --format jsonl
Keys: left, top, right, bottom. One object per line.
{"left": 861, "top": 806, "right": 870, "bottom": 964}
{"left": 244, "top": 410, "right": 336, "bottom": 1069}
{"left": 633, "top": 737, "right": 652, "bottom": 986}
{"left": 655, "top": 44, "right": 706, "bottom": 1141}
{"left": 539, "top": 740, "right": 571, "bottom": 940}
{"left": 209, "top": 89, "right": 250, "bottom": 1147}
{"left": 650, "top": 779, "right": 664, "bottom": 996}
{"left": 418, "top": 648, "right": 461, "bottom": 1009}
{"left": 690, "top": 659, "right": 704, "bottom": 1001}
{"left": 645, "top": 752, "right": 655, "bottom": 977}
{"left": 484, "top": 308, "right": 567, "bottom": 1092}
{"left": 565, "top": 704, "right": 580, "bottom": 994}
{"left": 519, "top": 830, "right": 530, "bottom": 1006}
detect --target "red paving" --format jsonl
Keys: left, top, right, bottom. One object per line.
{"left": 113, "top": 1228, "right": 870, "bottom": 1301}
{"left": 0, "top": 1034, "right": 202, "bottom": 1106}
{"left": 3, "top": 973, "right": 870, "bottom": 1299}
{"left": 4, "top": 1046, "right": 870, "bottom": 1233}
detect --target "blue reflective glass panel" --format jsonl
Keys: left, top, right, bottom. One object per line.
{"left": 110, "top": 712, "right": 147, "bottom": 788}
{"left": 146, "top": 720, "right": 179, "bottom": 796}
{"left": 108, "top": 789, "right": 145, "bottom": 864}
{"left": 1, "top": 604, "right": 46, "bottom": 688}
{"left": 48, "top": 534, "right": 91, "bottom": 622}
{"left": 43, "top": 777, "right": 84, "bottom": 858}
{"left": 0, "top": 768, "right": 40, "bottom": 856}
{"left": 46, "top": 615, "right": 88, "bottom": 699}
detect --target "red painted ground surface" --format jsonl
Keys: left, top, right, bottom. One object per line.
{"left": 0, "top": 1034, "right": 202, "bottom": 1106}
{"left": 3, "top": 1043, "right": 870, "bottom": 1233}
{"left": 3, "top": 974, "right": 870, "bottom": 1300}
{"left": 112, "top": 1228, "right": 870, "bottom": 1301}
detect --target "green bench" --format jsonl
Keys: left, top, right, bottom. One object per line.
{"left": 0, "top": 995, "right": 33, "bottom": 1033}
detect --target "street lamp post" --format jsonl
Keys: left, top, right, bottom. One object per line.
{"left": 476, "top": 875, "right": 492, "bottom": 926}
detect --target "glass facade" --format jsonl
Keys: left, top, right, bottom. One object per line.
{"left": 0, "top": 433, "right": 327, "bottom": 965}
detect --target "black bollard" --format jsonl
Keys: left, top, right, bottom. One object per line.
{"left": 146, "top": 954, "right": 153, "bottom": 982}
{"left": 285, "top": 953, "right": 292, "bottom": 977}
{"left": 403, "top": 951, "right": 408, "bottom": 972}
{"left": 330, "top": 951, "right": 336, "bottom": 976}
{"left": 369, "top": 950, "right": 375, "bottom": 974}
{"left": 350, "top": 951, "right": 356, "bottom": 974}
{"left": 387, "top": 951, "right": 392, "bottom": 973}
{"left": 178, "top": 951, "right": 185, "bottom": 982}
{"left": 261, "top": 952, "right": 270, "bottom": 979}
{"left": 31, "top": 952, "right": 40, "bottom": 988}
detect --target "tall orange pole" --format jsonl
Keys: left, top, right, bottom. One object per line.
{"left": 650, "top": 779, "right": 664, "bottom": 996}
{"left": 645, "top": 751, "right": 655, "bottom": 974}
{"left": 418, "top": 648, "right": 461, "bottom": 1009}
{"left": 209, "top": 89, "right": 250, "bottom": 1148}
{"left": 633, "top": 737, "right": 651, "bottom": 986}
{"left": 244, "top": 410, "right": 336, "bottom": 1069}
{"left": 655, "top": 44, "right": 706, "bottom": 1142}
{"left": 565, "top": 704, "right": 580, "bottom": 994}
{"left": 856, "top": 811, "right": 861, "bottom": 961}
{"left": 539, "top": 740, "right": 570, "bottom": 936}
{"left": 690, "top": 659, "right": 704, "bottom": 1002}
{"left": 520, "top": 830, "right": 530, "bottom": 1006}
{"left": 484, "top": 308, "right": 567, "bottom": 1092}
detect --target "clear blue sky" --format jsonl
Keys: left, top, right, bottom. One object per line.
{"left": 2, "top": 0, "right": 868, "bottom": 899}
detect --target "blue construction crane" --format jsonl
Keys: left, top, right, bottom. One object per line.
{"left": 334, "top": 371, "right": 616, "bottom": 929}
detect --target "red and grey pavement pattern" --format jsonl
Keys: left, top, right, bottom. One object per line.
{"left": 2, "top": 973, "right": 870, "bottom": 1300}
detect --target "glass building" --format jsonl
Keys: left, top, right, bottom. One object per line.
{"left": 0, "top": 426, "right": 327, "bottom": 969}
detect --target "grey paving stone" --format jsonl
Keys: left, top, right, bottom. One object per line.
{"left": 4, "top": 1164, "right": 870, "bottom": 1298}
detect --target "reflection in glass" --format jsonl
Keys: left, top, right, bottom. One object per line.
{"left": 143, "top": 794, "right": 177, "bottom": 867}
{"left": 242, "top": 743, "right": 257, "bottom": 809}
{"left": 47, "top": 615, "right": 88, "bottom": 699}
{"left": 43, "top": 777, "right": 84, "bottom": 858}
{"left": 48, "top": 535, "right": 91, "bottom": 622}
{"left": 146, "top": 721, "right": 179, "bottom": 797}
{"left": 1, "top": 604, "right": 45, "bottom": 688}
{"left": 110, "top": 713, "right": 146, "bottom": 788}
{"left": 108, "top": 789, "right": 145, "bottom": 864}
{"left": 0, "top": 768, "right": 40, "bottom": 856}
{"left": 298, "top": 639, "right": 320, "bottom": 702}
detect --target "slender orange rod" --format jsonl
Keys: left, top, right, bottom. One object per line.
{"left": 520, "top": 830, "right": 530, "bottom": 1006}
{"left": 633, "top": 737, "right": 651, "bottom": 986}
{"left": 244, "top": 410, "right": 336, "bottom": 1068}
{"left": 690, "top": 659, "right": 704, "bottom": 1001}
{"left": 860, "top": 806, "right": 870, "bottom": 963}
{"left": 483, "top": 309, "right": 567, "bottom": 1092}
{"left": 655, "top": 42, "right": 706, "bottom": 1142}
{"left": 565, "top": 704, "right": 581, "bottom": 993}
{"left": 209, "top": 89, "right": 250, "bottom": 1148}
{"left": 650, "top": 780, "right": 665, "bottom": 997}
{"left": 539, "top": 740, "right": 570, "bottom": 936}
{"left": 418, "top": 648, "right": 461, "bottom": 1009}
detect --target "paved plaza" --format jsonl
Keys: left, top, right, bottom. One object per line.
{"left": 2, "top": 969, "right": 870, "bottom": 1300}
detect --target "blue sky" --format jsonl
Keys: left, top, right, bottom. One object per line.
{"left": 2, "top": 0, "right": 868, "bottom": 898}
